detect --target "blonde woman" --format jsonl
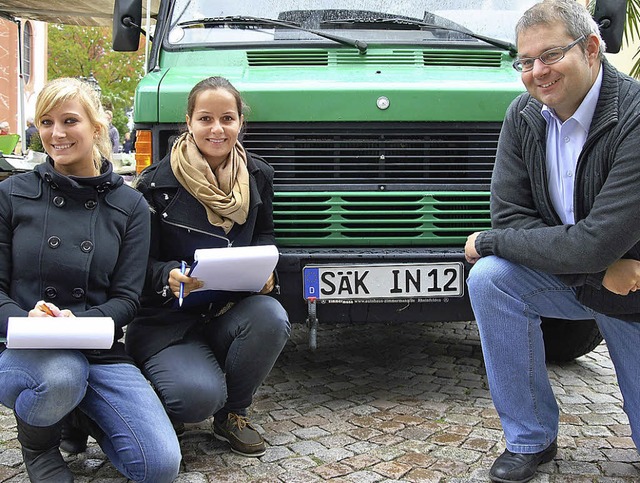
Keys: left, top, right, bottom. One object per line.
{"left": 0, "top": 78, "right": 181, "bottom": 482}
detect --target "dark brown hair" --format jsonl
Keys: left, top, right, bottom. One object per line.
{"left": 186, "top": 76, "right": 246, "bottom": 120}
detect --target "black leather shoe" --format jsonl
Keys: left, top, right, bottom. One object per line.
{"left": 489, "top": 439, "right": 557, "bottom": 483}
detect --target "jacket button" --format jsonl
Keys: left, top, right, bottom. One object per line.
{"left": 53, "top": 196, "right": 65, "bottom": 207}
{"left": 44, "top": 286, "right": 57, "bottom": 299}
{"left": 84, "top": 200, "right": 97, "bottom": 210}
{"left": 48, "top": 236, "right": 61, "bottom": 248}
{"left": 80, "top": 240, "right": 94, "bottom": 253}
{"left": 72, "top": 288, "right": 85, "bottom": 299}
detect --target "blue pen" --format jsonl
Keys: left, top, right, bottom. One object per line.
{"left": 178, "top": 261, "right": 186, "bottom": 307}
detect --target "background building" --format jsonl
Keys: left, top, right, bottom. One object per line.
{"left": 0, "top": 16, "right": 47, "bottom": 149}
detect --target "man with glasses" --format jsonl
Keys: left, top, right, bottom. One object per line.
{"left": 464, "top": 0, "right": 640, "bottom": 482}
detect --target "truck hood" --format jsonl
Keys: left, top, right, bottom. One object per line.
{"left": 136, "top": 47, "right": 525, "bottom": 123}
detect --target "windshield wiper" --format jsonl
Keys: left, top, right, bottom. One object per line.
{"left": 177, "top": 15, "right": 368, "bottom": 54}
{"left": 323, "top": 17, "right": 517, "bottom": 56}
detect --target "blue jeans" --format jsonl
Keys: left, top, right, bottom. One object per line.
{"left": 467, "top": 256, "right": 640, "bottom": 454}
{"left": 0, "top": 349, "right": 181, "bottom": 483}
{"left": 143, "top": 295, "right": 290, "bottom": 423}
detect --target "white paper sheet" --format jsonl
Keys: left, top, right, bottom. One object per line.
{"left": 6, "top": 317, "right": 114, "bottom": 349}
{"left": 189, "top": 245, "right": 279, "bottom": 292}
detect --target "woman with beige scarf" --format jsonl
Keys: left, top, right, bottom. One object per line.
{"left": 123, "top": 77, "right": 290, "bottom": 458}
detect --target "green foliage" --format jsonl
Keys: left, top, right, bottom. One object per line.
{"left": 28, "top": 132, "right": 44, "bottom": 153}
{"left": 112, "top": 110, "right": 129, "bottom": 142}
{"left": 626, "top": 0, "right": 640, "bottom": 78}
{"left": 47, "top": 24, "right": 146, "bottom": 136}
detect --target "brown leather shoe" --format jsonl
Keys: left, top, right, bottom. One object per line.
{"left": 213, "top": 413, "right": 266, "bottom": 457}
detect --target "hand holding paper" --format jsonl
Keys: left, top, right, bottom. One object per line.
{"left": 189, "top": 245, "right": 279, "bottom": 293}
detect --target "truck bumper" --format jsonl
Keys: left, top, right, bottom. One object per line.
{"left": 273, "top": 247, "right": 475, "bottom": 326}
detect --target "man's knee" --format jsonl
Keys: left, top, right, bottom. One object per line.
{"left": 467, "top": 256, "right": 513, "bottom": 298}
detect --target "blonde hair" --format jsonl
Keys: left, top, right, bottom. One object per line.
{"left": 35, "top": 77, "right": 112, "bottom": 166}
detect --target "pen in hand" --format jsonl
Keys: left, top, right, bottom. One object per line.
{"left": 179, "top": 261, "right": 186, "bottom": 307}
{"left": 37, "top": 301, "right": 56, "bottom": 317}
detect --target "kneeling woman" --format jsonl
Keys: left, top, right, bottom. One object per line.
{"left": 0, "top": 78, "right": 181, "bottom": 483}
{"left": 126, "top": 76, "right": 290, "bottom": 457}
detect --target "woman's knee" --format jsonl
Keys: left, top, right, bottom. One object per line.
{"left": 249, "top": 295, "right": 291, "bottom": 342}
{"left": 125, "top": 441, "right": 181, "bottom": 483}
{"left": 159, "top": 377, "right": 227, "bottom": 423}
{"left": 8, "top": 350, "right": 89, "bottom": 424}
{"left": 143, "top": 455, "right": 181, "bottom": 483}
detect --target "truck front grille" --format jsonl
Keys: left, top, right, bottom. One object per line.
{"left": 241, "top": 122, "right": 497, "bottom": 247}
{"left": 243, "top": 121, "right": 500, "bottom": 190}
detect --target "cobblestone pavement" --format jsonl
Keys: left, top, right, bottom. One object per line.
{"left": 1, "top": 320, "right": 639, "bottom": 482}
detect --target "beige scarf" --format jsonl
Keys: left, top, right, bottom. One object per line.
{"left": 170, "top": 132, "right": 250, "bottom": 233}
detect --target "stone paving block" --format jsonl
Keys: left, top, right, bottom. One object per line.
{"left": 173, "top": 472, "right": 208, "bottom": 483}
{"left": 345, "top": 440, "right": 380, "bottom": 454}
{"left": 291, "top": 426, "right": 329, "bottom": 440}
{"left": 369, "top": 433, "right": 404, "bottom": 446}
{"left": 397, "top": 425, "right": 437, "bottom": 441}
{"left": 343, "top": 469, "right": 385, "bottom": 482}
{"left": 275, "top": 469, "right": 323, "bottom": 482}
{"left": 372, "top": 459, "right": 413, "bottom": 479}
{"left": 601, "top": 461, "right": 640, "bottom": 478}
{"left": 556, "top": 459, "right": 600, "bottom": 475}
{"left": 277, "top": 456, "right": 317, "bottom": 473}
{"left": 342, "top": 452, "right": 382, "bottom": 470}
{"left": 404, "top": 467, "right": 446, "bottom": 482}
{"left": 317, "top": 433, "right": 357, "bottom": 448}
{"left": 263, "top": 431, "right": 297, "bottom": 446}
{"left": 261, "top": 446, "right": 295, "bottom": 464}
{"left": 0, "top": 464, "right": 20, "bottom": 481}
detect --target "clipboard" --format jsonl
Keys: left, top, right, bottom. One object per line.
{"left": 188, "top": 245, "right": 279, "bottom": 293}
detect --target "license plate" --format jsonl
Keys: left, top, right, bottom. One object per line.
{"left": 303, "top": 262, "right": 464, "bottom": 302}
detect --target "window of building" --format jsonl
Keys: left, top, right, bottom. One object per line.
{"left": 23, "top": 22, "right": 32, "bottom": 85}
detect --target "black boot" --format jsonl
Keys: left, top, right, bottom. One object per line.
{"left": 64, "top": 408, "right": 103, "bottom": 448}
{"left": 15, "top": 412, "right": 74, "bottom": 483}
{"left": 59, "top": 415, "right": 88, "bottom": 454}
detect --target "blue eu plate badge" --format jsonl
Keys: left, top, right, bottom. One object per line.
{"left": 303, "top": 267, "right": 320, "bottom": 299}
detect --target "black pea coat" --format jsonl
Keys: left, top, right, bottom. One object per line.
{"left": 0, "top": 159, "right": 151, "bottom": 363}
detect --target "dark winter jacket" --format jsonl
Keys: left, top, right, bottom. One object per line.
{"left": 475, "top": 59, "right": 640, "bottom": 320}
{"left": 125, "top": 150, "right": 276, "bottom": 363}
{"left": 0, "top": 158, "right": 151, "bottom": 363}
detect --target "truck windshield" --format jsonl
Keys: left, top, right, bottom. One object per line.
{"left": 167, "top": 0, "right": 537, "bottom": 48}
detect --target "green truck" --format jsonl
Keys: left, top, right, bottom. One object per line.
{"left": 113, "top": 0, "right": 625, "bottom": 360}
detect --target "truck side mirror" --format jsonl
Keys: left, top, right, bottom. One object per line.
{"left": 593, "top": 0, "right": 626, "bottom": 54}
{"left": 113, "top": 0, "right": 143, "bottom": 52}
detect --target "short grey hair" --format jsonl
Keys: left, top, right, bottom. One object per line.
{"left": 516, "top": 0, "right": 605, "bottom": 59}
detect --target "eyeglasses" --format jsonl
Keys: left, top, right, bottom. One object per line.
{"left": 512, "top": 35, "right": 585, "bottom": 73}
